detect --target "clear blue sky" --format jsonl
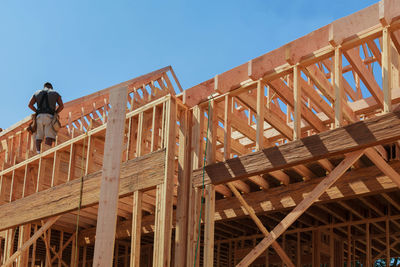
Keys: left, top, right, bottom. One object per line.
{"left": 0, "top": 0, "right": 378, "bottom": 129}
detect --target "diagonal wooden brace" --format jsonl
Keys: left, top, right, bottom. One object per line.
{"left": 227, "top": 182, "right": 295, "bottom": 267}
{"left": 236, "top": 149, "right": 365, "bottom": 267}
{"left": 1, "top": 216, "right": 60, "bottom": 267}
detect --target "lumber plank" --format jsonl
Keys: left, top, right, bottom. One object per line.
{"left": 382, "top": 27, "right": 392, "bottom": 112}
{"left": 130, "top": 191, "right": 142, "bottom": 267}
{"left": 0, "top": 149, "right": 165, "bottom": 231}
{"left": 293, "top": 65, "right": 302, "bottom": 139}
{"left": 193, "top": 110, "right": 400, "bottom": 187}
{"left": 334, "top": 47, "right": 343, "bottom": 128}
{"left": 93, "top": 86, "right": 127, "bottom": 266}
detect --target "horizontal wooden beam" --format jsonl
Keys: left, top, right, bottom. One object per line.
{"left": 193, "top": 110, "right": 400, "bottom": 186}
{"left": 215, "top": 160, "right": 400, "bottom": 221}
{"left": 83, "top": 159, "right": 400, "bottom": 242}
{"left": 0, "top": 149, "right": 165, "bottom": 231}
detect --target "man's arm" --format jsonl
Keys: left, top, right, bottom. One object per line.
{"left": 28, "top": 96, "right": 37, "bottom": 113}
{"left": 56, "top": 95, "right": 64, "bottom": 114}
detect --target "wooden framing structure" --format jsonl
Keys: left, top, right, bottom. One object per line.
{"left": 4, "top": 1, "right": 400, "bottom": 266}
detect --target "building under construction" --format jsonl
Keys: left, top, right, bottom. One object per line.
{"left": 3, "top": 1, "right": 400, "bottom": 266}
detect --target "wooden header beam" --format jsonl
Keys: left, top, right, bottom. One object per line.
{"left": 193, "top": 110, "right": 400, "bottom": 187}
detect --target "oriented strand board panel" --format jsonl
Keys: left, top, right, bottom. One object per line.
{"left": 0, "top": 149, "right": 165, "bottom": 231}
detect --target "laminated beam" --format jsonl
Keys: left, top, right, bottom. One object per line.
{"left": 0, "top": 149, "right": 165, "bottom": 231}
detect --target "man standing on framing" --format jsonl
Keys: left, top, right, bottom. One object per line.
{"left": 28, "top": 82, "right": 64, "bottom": 153}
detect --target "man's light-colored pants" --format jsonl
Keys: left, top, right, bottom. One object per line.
{"left": 36, "top": 114, "right": 56, "bottom": 140}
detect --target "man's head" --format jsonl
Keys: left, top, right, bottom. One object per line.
{"left": 44, "top": 82, "right": 53, "bottom": 89}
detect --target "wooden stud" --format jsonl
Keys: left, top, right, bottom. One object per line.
{"left": 82, "top": 245, "right": 87, "bottom": 267}
{"left": 386, "top": 218, "right": 390, "bottom": 265}
{"left": 136, "top": 113, "right": 144, "bottom": 157}
{"left": 224, "top": 95, "right": 232, "bottom": 160}
{"left": 334, "top": 47, "right": 343, "bottom": 128}
{"left": 186, "top": 106, "right": 201, "bottom": 267}
{"left": 174, "top": 109, "right": 191, "bottom": 267}
{"left": 130, "top": 190, "right": 142, "bottom": 267}
{"left": 256, "top": 80, "right": 265, "bottom": 149}
{"left": 152, "top": 96, "right": 176, "bottom": 267}
{"left": 297, "top": 232, "right": 301, "bottom": 267}
{"left": 58, "top": 231, "right": 64, "bottom": 267}
{"left": 150, "top": 106, "right": 157, "bottom": 152}
{"left": 126, "top": 117, "right": 133, "bottom": 161}
{"left": 330, "top": 227, "right": 334, "bottom": 267}
{"left": 204, "top": 184, "right": 215, "bottom": 267}
{"left": 17, "top": 224, "right": 31, "bottom": 267}
{"left": 383, "top": 27, "right": 392, "bottom": 113}
{"left": 293, "top": 65, "right": 301, "bottom": 140}
{"left": 312, "top": 230, "right": 320, "bottom": 267}
{"left": 67, "top": 142, "right": 76, "bottom": 182}
{"left": 203, "top": 98, "right": 217, "bottom": 267}
{"left": 366, "top": 222, "right": 371, "bottom": 266}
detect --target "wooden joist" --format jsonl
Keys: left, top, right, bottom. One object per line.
{"left": 193, "top": 110, "right": 400, "bottom": 186}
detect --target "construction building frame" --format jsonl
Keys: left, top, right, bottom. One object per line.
{"left": 3, "top": 0, "right": 400, "bottom": 266}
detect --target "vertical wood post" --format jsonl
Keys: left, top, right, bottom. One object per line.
{"left": 224, "top": 95, "right": 232, "bottom": 160}
{"left": 4, "top": 229, "right": 14, "bottom": 262}
{"left": 347, "top": 224, "right": 351, "bottom": 266}
{"left": 256, "top": 80, "right": 264, "bottom": 149}
{"left": 366, "top": 222, "right": 371, "bottom": 267}
{"left": 312, "top": 230, "right": 320, "bottom": 267}
{"left": 329, "top": 227, "right": 334, "bottom": 267}
{"left": 386, "top": 218, "right": 390, "bottom": 265}
{"left": 17, "top": 224, "right": 31, "bottom": 267}
{"left": 293, "top": 65, "right": 301, "bottom": 140}
{"left": 383, "top": 27, "right": 392, "bottom": 113}
{"left": 204, "top": 98, "right": 216, "bottom": 267}
{"left": 186, "top": 105, "right": 201, "bottom": 267}
{"left": 334, "top": 47, "right": 343, "bottom": 128}
{"left": 204, "top": 184, "right": 215, "bottom": 267}
{"left": 153, "top": 96, "right": 176, "bottom": 267}
{"left": 92, "top": 86, "right": 127, "bottom": 266}
{"left": 174, "top": 108, "right": 191, "bottom": 267}
{"left": 131, "top": 190, "right": 142, "bottom": 267}
{"left": 296, "top": 232, "right": 301, "bottom": 267}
